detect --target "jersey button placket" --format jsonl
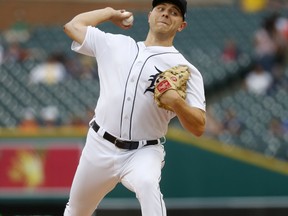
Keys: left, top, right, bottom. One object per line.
{"left": 120, "top": 57, "right": 144, "bottom": 139}
{"left": 121, "top": 94, "right": 133, "bottom": 139}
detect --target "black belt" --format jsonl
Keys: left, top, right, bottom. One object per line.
{"left": 91, "top": 121, "right": 161, "bottom": 150}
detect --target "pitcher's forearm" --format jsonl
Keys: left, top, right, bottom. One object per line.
{"left": 67, "top": 7, "right": 115, "bottom": 28}
{"left": 63, "top": 7, "right": 115, "bottom": 43}
{"left": 171, "top": 97, "right": 206, "bottom": 136}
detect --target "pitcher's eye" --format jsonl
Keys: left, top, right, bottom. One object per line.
{"left": 170, "top": 9, "right": 180, "bottom": 16}
{"left": 158, "top": 7, "right": 165, "bottom": 12}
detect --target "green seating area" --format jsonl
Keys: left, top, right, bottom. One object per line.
{"left": 0, "top": 5, "right": 288, "bottom": 160}
{"left": 209, "top": 85, "right": 288, "bottom": 160}
{"left": 0, "top": 60, "right": 100, "bottom": 126}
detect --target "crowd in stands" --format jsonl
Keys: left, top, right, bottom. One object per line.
{"left": 205, "top": 11, "right": 288, "bottom": 156}
{"left": 220, "top": 39, "right": 241, "bottom": 63}
{"left": 0, "top": 41, "right": 98, "bottom": 82}
{"left": 0, "top": 20, "right": 98, "bottom": 129}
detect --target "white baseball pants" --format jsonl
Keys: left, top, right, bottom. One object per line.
{"left": 64, "top": 127, "right": 166, "bottom": 216}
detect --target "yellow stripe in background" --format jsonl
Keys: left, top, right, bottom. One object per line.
{"left": 241, "top": 0, "right": 268, "bottom": 13}
{"left": 167, "top": 127, "right": 288, "bottom": 176}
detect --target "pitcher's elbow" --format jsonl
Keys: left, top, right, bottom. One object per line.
{"left": 193, "top": 126, "right": 205, "bottom": 137}
{"left": 63, "top": 22, "right": 73, "bottom": 34}
{"left": 192, "top": 116, "right": 206, "bottom": 137}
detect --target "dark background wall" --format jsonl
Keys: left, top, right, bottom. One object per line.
{"left": 0, "top": 0, "right": 150, "bottom": 29}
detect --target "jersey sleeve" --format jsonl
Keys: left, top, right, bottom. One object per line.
{"left": 71, "top": 26, "right": 135, "bottom": 59}
{"left": 71, "top": 26, "right": 107, "bottom": 57}
{"left": 186, "top": 65, "right": 206, "bottom": 112}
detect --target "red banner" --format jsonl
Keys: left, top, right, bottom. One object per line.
{"left": 0, "top": 143, "right": 82, "bottom": 194}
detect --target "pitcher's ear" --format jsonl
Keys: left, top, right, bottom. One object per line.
{"left": 178, "top": 21, "right": 187, "bottom": 32}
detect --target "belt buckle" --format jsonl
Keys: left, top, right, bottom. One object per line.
{"left": 114, "top": 139, "right": 138, "bottom": 150}
{"left": 114, "top": 138, "right": 126, "bottom": 149}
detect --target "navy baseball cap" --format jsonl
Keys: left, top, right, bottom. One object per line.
{"left": 152, "top": 0, "right": 187, "bottom": 20}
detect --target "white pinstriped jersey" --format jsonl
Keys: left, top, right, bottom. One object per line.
{"left": 72, "top": 26, "right": 206, "bottom": 141}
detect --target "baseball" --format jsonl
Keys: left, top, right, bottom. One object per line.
{"left": 122, "top": 12, "right": 134, "bottom": 26}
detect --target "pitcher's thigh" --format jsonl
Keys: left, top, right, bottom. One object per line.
{"left": 64, "top": 155, "right": 118, "bottom": 216}
{"left": 121, "top": 145, "right": 165, "bottom": 193}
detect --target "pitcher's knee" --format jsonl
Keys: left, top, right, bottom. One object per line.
{"left": 136, "top": 177, "right": 160, "bottom": 195}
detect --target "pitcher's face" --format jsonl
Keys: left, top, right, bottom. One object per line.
{"left": 148, "top": 3, "right": 187, "bottom": 35}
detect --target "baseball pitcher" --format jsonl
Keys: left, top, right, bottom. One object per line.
{"left": 63, "top": 0, "right": 206, "bottom": 215}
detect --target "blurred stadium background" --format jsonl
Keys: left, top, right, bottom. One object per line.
{"left": 0, "top": 0, "right": 288, "bottom": 215}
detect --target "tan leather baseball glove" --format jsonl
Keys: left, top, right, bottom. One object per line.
{"left": 154, "top": 65, "right": 190, "bottom": 111}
